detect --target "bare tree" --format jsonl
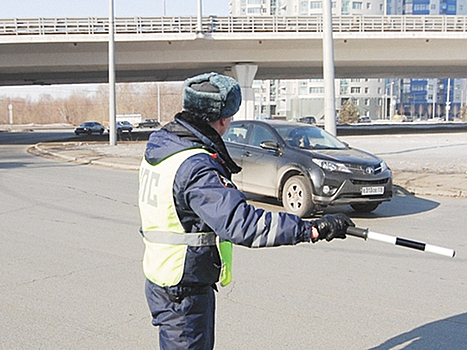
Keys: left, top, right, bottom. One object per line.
{"left": 338, "top": 99, "right": 360, "bottom": 124}
{"left": 460, "top": 105, "right": 467, "bottom": 122}
{"left": 161, "top": 82, "right": 183, "bottom": 123}
{"left": 139, "top": 83, "right": 159, "bottom": 120}
{"left": 0, "top": 98, "right": 11, "bottom": 124}
{"left": 0, "top": 82, "right": 184, "bottom": 126}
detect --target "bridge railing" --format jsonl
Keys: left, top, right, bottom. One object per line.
{"left": 1, "top": 15, "right": 467, "bottom": 35}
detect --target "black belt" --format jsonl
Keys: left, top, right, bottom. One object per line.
{"left": 163, "top": 285, "right": 213, "bottom": 303}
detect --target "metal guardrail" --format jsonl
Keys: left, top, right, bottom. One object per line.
{"left": 1, "top": 15, "right": 467, "bottom": 36}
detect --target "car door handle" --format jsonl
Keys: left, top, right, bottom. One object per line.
{"left": 243, "top": 151, "right": 252, "bottom": 157}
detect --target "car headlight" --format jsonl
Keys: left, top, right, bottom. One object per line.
{"left": 312, "top": 159, "right": 351, "bottom": 173}
{"left": 380, "top": 160, "right": 388, "bottom": 172}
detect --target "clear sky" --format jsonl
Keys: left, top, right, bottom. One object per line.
{"left": 2, "top": 0, "right": 229, "bottom": 18}
{"left": 1, "top": 0, "right": 230, "bottom": 100}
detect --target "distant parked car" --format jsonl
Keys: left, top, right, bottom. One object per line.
{"left": 118, "top": 121, "right": 133, "bottom": 132}
{"left": 74, "top": 122, "right": 105, "bottom": 135}
{"left": 107, "top": 121, "right": 133, "bottom": 133}
{"left": 357, "top": 116, "right": 372, "bottom": 123}
{"left": 106, "top": 121, "right": 133, "bottom": 133}
{"left": 137, "top": 119, "right": 160, "bottom": 128}
{"left": 298, "top": 116, "right": 317, "bottom": 125}
{"left": 223, "top": 120, "right": 392, "bottom": 217}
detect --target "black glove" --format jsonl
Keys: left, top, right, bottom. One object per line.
{"left": 312, "top": 213, "right": 355, "bottom": 242}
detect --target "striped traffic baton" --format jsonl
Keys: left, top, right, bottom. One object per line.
{"left": 346, "top": 226, "right": 456, "bottom": 258}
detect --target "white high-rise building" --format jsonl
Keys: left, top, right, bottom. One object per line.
{"left": 230, "top": 0, "right": 387, "bottom": 121}
{"left": 230, "top": 0, "right": 283, "bottom": 15}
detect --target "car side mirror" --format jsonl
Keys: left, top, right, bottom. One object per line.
{"left": 260, "top": 140, "right": 281, "bottom": 154}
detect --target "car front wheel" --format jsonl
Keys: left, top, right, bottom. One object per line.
{"left": 351, "top": 202, "right": 380, "bottom": 213}
{"left": 282, "top": 176, "right": 313, "bottom": 218}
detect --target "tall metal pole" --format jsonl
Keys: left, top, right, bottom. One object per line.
{"left": 196, "top": 0, "right": 203, "bottom": 36}
{"left": 157, "top": 82, "right": 161, "bottom": 123}
{"left": 446, "top": 78, "right": 451, "bottom": 122}
{"left": 109, "top": 0, "right": 117, "bottom": 146}
{"left": 383, "top": 89, "right": 387, "bottom": 120}
{"left": 8, "top": 104, "right": 13, "bottom": 125}
{"left": 322, "top": 0, "right": 336, "bottom": 136}
{"left": 389, "top": 81, "right": 394, "bottom": 120}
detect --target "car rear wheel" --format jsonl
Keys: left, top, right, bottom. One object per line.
{"left": 351, "top": 202, "right": 380, "bottom": 213}
{"left": 282, "top": 176, "right": 313, "bottom": 218}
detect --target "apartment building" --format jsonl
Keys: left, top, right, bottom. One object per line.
{"left": 230, "top": 0, "right": 387, "bottom": 121}
{"left": 387, "top": 0, "right": 467, "bottom": 119}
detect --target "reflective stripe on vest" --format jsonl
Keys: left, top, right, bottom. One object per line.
{"left": 142, "top": 230, "right": 217, "bottom": 246}
{"left": 138, "top": 147, "right": 233, "bottom": 287}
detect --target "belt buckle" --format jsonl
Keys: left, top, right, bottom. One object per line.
{"left": 167, "top": 293, "right": 183, "bottom": 303}
{"left": 164, "top": 287, "right": 183, "bottom": 303}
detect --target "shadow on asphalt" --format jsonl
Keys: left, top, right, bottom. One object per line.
{"left": 369, "top": 313, "right": 467, "bottom": 350}
{"left": 346, "top": 185, "right": 440, "bottom": 219}
{"left": 245, "top": 185, "right": 439, "bottom": 220}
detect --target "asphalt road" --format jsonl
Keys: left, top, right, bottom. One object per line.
{"left": 0, "top": 132, "right": 466, "bottom": 349}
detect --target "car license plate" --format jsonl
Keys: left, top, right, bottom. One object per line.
{"left": 361, "top": 186, "right": 384, "bottom": 195}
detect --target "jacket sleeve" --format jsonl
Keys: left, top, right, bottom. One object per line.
{"left": 175, "top": 154, "right": 312, "bottom": 248}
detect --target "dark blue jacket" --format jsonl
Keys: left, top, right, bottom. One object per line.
{"left": 144, "top": 116, "right": 312, "bottom": 286}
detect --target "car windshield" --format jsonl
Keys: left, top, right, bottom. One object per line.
{"left": 275, "top": 125, "right": 347, "bottom": 150}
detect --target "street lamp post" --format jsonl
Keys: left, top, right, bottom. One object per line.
{"left": 157, "top": 82, "right": 161, "bottom": 123}
{"left": 196, "top": 0, "right": 203, "bottom": 36}
{"left": 322, "top": 0, "right": 336, "bottom": 136}
{"left": 108, "top": 0, "right": 117, "bottom": 146}
{"left": 432, "top": 79, "right": 437, "bottom": 119}
{"left": 446, "top": 78, "right": 451, "bottom": 122}
{"left": 389, "top": 81, "right": 395, "bottom": 120}
{"left": 8, "top": 104, "right": 13, "bottom": 125}
{"left": 382, "top": 90, "right": 387, "bottom": 120}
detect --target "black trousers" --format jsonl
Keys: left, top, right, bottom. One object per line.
{"left": 145, "top": 279, "right": 215, "bottom": 350}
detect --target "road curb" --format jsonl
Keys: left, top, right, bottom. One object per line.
{"left": 30, "top": 143, "right": 140, "bottom": 171}
{"left": 30, "top": 142, "right": 466, "bottom": 198}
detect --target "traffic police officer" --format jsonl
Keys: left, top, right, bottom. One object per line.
{"left": 138, "top": 72, "right": 354, "bottom": 349}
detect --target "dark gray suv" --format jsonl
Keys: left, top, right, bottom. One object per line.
{"left": 223, "top": 120, "right": 392, "bottom": 217}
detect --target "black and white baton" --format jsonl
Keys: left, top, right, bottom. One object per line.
{"left": 346, "top": 226, "right": 456, "bottom": 258}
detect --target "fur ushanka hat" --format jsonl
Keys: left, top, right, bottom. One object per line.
{"left": 183, "top": 72, "right": 242, "bottom": 122}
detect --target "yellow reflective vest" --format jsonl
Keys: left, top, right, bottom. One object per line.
{"left": 138, "top": 147, "right": 232, "bottom": 287}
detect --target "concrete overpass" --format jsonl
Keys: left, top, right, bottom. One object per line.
{"left": 1, "top": 15, "right": 467, "bottom": 87}
{"left": 2, "top": 15, "right": 467, "bottom": 121}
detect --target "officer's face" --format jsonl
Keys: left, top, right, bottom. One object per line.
{"left": 211, "top": 117, "right": 231, "bottom": 137}
{"left": 219, "top": 117, "right": 231, "bottom": 136}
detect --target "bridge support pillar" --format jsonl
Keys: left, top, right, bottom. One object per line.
{"left": 231, "top": 64, "right": 258, "bottom": 120}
